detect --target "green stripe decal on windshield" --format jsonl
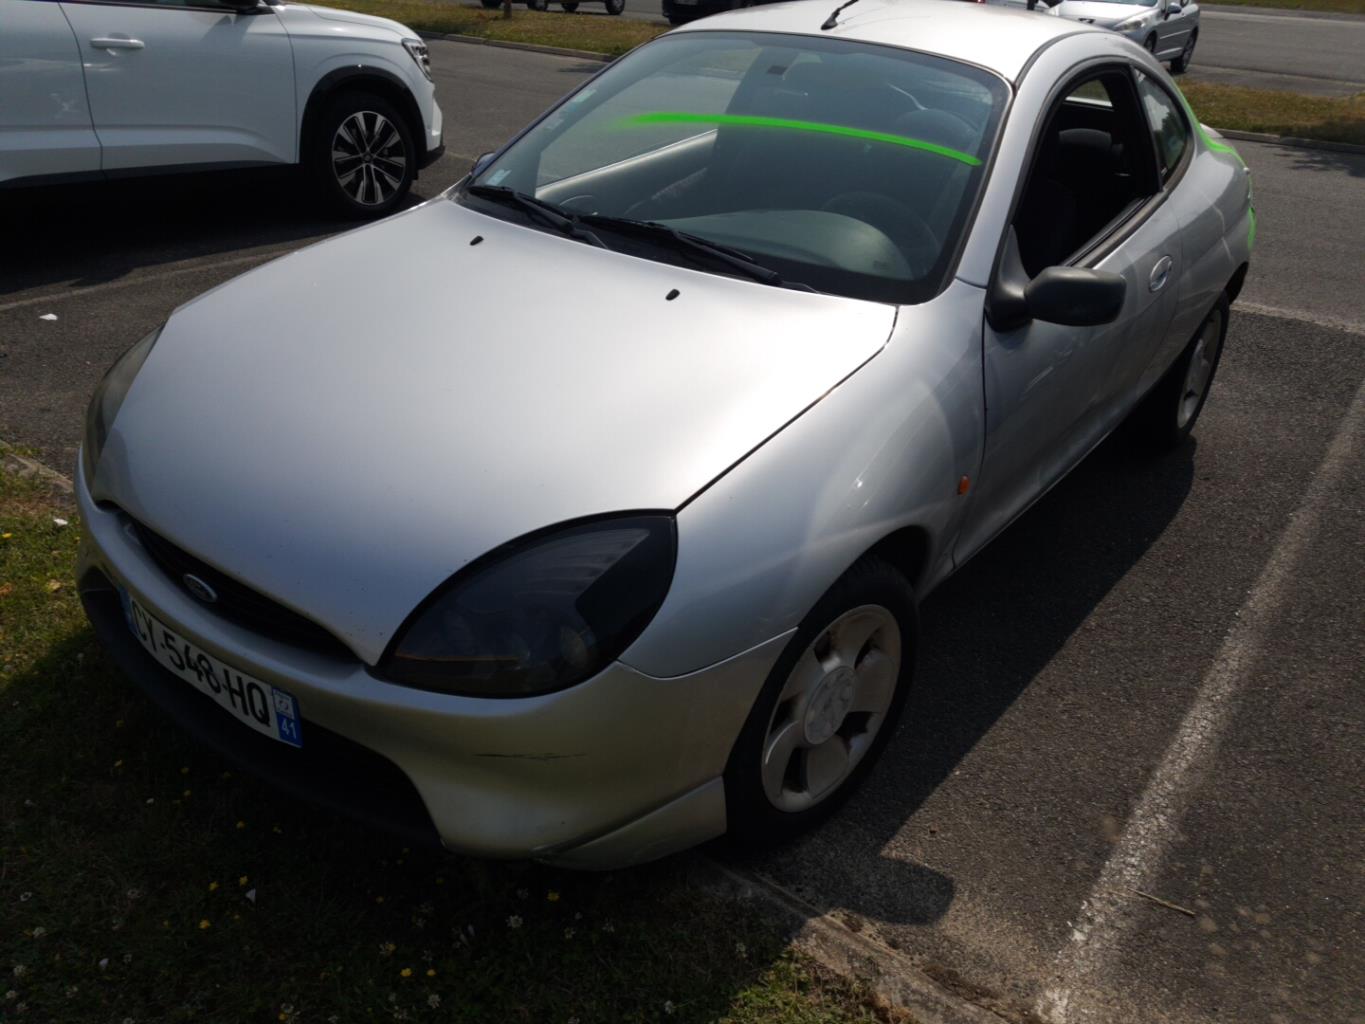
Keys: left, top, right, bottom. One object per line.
{"left": 621, "top": 112, "right": 983, "bottom": 167}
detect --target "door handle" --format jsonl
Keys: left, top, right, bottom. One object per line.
{"left": 1149, "top": 256, "right": 1173, "bottom": 293}
{"left": 91, "top": 37, "right": 145, "bottom": 49}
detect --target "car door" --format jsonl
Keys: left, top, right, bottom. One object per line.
{"left": 955, "top": 68, "right": 1180, "bottom": 558}
{"left": 0, "top": 0, "right": 102, "bottom": 184}
{"left": 1156, "top": 0, "right": 1194, "bottom": 57}
{"left": 57, "top": 0, "right": 296, "bottom": 172}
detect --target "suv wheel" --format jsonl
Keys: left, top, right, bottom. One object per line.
{"left": 312, "top": 91, "right": 415, "bottom": 219}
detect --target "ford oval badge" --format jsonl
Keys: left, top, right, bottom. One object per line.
{"left": 182, "top": 573, "right": 218, "bottom": 605}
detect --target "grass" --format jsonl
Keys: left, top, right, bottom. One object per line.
{"left": 1204, "top": 0, "right": 1364, "bottom": 14}
{"left": 331, "top": 0, "right": 666, "bottom": 56}
{"left": 0, "top": 471, "right": 903, "bottom": 1024}
{"left": 1180, "top": 82, "right": 1365, "bottom": 144}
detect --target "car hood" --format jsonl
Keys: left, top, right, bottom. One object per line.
{"left": 99, "top": 200, "right": 897, "bottom": 665}
{"left": 1050, "top": 0, "right": 1146, "bottom": 24}
{"left": 293, "top": 3, "right": 411, "bottom": 37}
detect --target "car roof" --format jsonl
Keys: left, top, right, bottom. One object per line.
{"left": 670, "top": 0, "right": 1104, "bottom": 82}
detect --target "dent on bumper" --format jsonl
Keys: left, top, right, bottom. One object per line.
{"left": 76, "top": 465, "right": 789, "bottom": 868}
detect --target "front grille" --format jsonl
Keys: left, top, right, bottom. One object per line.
{"left": 80, "top": 582, "right": 440, "bottom": 848}
{"left": 129, "top": 517, "right": 353, "bottom": 659}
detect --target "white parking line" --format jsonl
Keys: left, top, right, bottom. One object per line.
{"left": 1036, "top": 376, "right": 1365, "bottom": 1023}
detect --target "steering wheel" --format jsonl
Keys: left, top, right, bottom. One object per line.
{"left": 821, "top": 192, "right": 941, "bottom": 278}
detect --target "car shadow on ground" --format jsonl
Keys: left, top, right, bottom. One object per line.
{"left": 730, "top": 427, "right": 1197, "bottom": 927}
{"left": 0, "top": 169, "right": 430, "bottom": 297}
{"left": 1284, "top": 144, "right": 1365, "bottom": 180}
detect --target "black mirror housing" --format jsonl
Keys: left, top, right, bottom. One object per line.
{"left": 1024, "top": 266, "right": 1127, "bottom": 326}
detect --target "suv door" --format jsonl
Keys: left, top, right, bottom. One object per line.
{"left": 957, "top": 68, "right": 1180, "bottom": 556}
{"left": 57, "top": 0, "right": 296, "bottom": 172}
{"left": 0, "top": 0, "right": 101, "bottom": 184}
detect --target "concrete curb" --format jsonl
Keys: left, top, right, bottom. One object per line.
{"left": 697, "top": 858, "right": 1026, "bottom": 1024}
{"left": 0, "top": 440, "right": 73, "bottom": 495}
{"left": 417, "top": 30, "right": 614, "bottom": 62}
{"left": 1216, "top": 128, "right": 1365, "bottom": 156}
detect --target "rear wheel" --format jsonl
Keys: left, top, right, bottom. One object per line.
{"left": 1128, "top": 297, "right": 1228, "bottom": 450}
{"left": 311, "top": 91, "right": 415, "bottom": 219}
{"left": 1171, "top": 30, "right": 1197, "bottom": 73}
{"left": 604, "top": 0, "right": 625, "bottom": 12}
{"left": 725, "top": 557, "right": 916, "bottom": 846}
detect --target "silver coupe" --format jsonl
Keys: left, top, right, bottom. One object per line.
{"left": 78, "top": 0, "right": 1254, "bottom": 868}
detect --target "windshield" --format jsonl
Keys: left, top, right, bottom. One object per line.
{"left": 461, "top": 32, "right": 1009, "bottom": 304}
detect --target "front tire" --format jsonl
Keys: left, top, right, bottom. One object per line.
{"left": 604, "top": 0, "right": 625, "bottom": 12}
{"left": 724, "top": 557, "right": 916, "bottom": 846}
{"left": 311, "top": 91, "right": 415, "bottom": 220}
{"left": 1171, "top": 30, "right": 1197, "bottom": 73}
{"left": 1128, "top": 297, "right": 1228, "bottom": 450}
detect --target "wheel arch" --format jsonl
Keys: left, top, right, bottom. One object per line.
{"left": 301, "top": 67, "right": 425, "bottom": 165}
{"left": 1225, "top": 261, "right": 1249, "bottom": 303}
{"left": 861, "top": 524, "right": 934, "bottom": 596}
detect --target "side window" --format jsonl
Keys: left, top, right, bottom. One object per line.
{"left": 1135, "top": 72, "right": 1190, "bottom": 183}
{"left": 1010, "top": 70, "right": 1161, "bottom": 277}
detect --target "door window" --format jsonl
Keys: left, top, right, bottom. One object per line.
{"left": 1010, "top": 69, "right": 1162, "bottom": 277}
{"left": 1135, "top": 72, "right": 1190, "bottom": 183}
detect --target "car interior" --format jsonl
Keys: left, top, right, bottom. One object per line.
{"left": 1011, "top": 72, "right": 1162, "bottom": 277}
{"left": 524, "top": 42, "right": 1005, "bottom": 301}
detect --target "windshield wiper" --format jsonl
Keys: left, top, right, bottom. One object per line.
{"left": 465, "top": 184, "right": 605, "bottom": 248}
{"left": 579, "top": 214, "right": 803, "bottom": 288}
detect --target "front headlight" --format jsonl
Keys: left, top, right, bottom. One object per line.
{"left": 377, "top": 515, "right": 677, "bottom": 697}
{"left": 1115, "top": 11, "right": 1155, "bottom": 30}
{"left": 82, "top": 325, "right": 162, "bottom": 481}
{"left": 402, "top": 38, "right": 432, "bottom": 81}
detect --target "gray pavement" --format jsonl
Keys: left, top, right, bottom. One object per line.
{"left": 1191, "top": 6, "right": 1365, "bottom": 96}
{"left": 1, "top": 39, "right": 1362, "bottom": 1024}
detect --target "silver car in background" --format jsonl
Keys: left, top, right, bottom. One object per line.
{"left": 77, "top": 0, "right": 1252, "bottom": 868}
{"left": 1045, "top": 0, "right": 1201, "bottom": 72}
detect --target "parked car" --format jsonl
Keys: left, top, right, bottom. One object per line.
{"left": 77, "top": 0, "right": 1252, "bottom": 868}
{"left": 1041, "top": 0, "right": 1200, "bottom": 72}
{"left": 0, "top": 0, "right": 444, "bottom": 216}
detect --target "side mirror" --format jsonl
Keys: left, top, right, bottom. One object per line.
{"left": 1025, "top": 266, "right": 1127, "bottom": 326}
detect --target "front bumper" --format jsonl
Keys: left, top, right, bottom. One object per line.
{"left": 76, "top": 461, "right": 788, "bottom": 868}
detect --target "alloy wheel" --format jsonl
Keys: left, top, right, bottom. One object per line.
{"left": 760, "top": 604, "right": 901, "bottom": 813}
{"left": 331, "top": 111, "right": 407, "bottom": 208}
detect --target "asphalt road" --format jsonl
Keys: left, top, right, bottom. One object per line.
{"left": 1, "top": 40, "right": 1362, "bottom": 1024}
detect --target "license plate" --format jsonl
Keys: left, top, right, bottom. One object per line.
{"left": 121, "top": 589, "right": 303, "bottom": 748}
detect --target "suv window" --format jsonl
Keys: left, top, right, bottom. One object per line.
{"left": 1011, "top": 70, "right": 1161, "bottom": 277}
{"left": 1135, "top": 72, "right": 1190, "bottom": 183}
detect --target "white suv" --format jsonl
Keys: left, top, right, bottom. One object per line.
{"left": 1, "top": 0, "right": 444, "bottom": 217}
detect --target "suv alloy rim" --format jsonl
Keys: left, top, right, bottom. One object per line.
{"left": 332, "top": 111, "right": 407, "bottom": 207}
